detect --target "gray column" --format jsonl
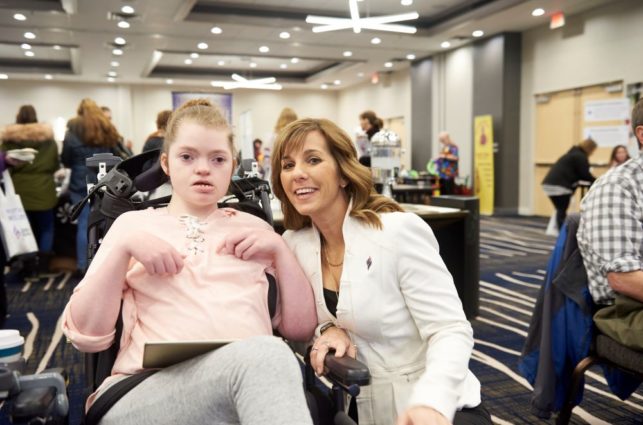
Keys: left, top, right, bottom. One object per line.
{"left": 410, "top": 58, "right": 433, "bottom": 171}
{"left": 473, "top": 32, "right": 522, "bottom": 214}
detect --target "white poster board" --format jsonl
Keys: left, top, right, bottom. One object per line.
{"left": 584, "top": 99, "right": 630, "bottom": 122}
{"left": 583, "top": 125, "right": 630, "bottom": 147}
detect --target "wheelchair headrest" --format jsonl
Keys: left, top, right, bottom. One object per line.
{"left": 116, "top": 149, "right": 169, "bottom": 192}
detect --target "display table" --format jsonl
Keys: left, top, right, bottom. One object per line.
{"left": 272, "top": 197, "right": 480, "bottom": 319}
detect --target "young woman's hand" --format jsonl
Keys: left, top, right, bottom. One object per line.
{"left": 124, "top": 233, "right": 185, "bottom": 275}
{"left": 310, "top": 326, "right": 357, "bottom": 375}
{"left": 216, "top": 228, "right": 284, "bottom": 261}
{"left": 396, "top": 406, "right": 451, "bottom": 425}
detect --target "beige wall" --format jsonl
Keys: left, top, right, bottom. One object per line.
{"left": 519, "top": 0, "right": 643, "bottom": 214}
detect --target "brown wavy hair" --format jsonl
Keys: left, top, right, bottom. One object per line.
{"left": 274, "top": 107, "right": 298, "bottom": 133}
{"left": 271, "top": 118, "right": 403, "bottom": 230}
{"left": 16, "top": 105, "right": 38, "bottom": 124}
{"left": 74, "top": 98, "right": 120, "bottom": 147}
{"left": 164, "top": 98, "right": 236, "bottom": 160}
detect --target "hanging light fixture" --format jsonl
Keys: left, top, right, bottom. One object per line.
{"left": 211, "top": 73, "right": 282, "bottom": 90}
{"left": 306, "top": 0, "right": 418, "bottom": 34}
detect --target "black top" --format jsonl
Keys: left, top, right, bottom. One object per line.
{"left": 323, "top": 288, "right": 338, "bottom": 317}
{"left": 542, "top": 146, "right": 596, "bottom": 189}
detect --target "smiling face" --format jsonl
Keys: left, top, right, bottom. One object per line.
{"left": 279, "top": 130, "right": 349, "bottom": 225}
{"left": 160, "top": 120, "right": 234, "bottom": 217}
{"left": 614, "top": 146, "right": 629, "bottom": 164}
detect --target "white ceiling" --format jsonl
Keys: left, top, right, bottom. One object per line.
{"left": 0, "top": 0, "right": 615, "bottom": 90}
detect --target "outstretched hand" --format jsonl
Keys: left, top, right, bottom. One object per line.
{"left": 216, "top": 228, "right": 283, "bottom": 261}
{"left": 396, "top": 406, "right": 451, "bottom": 425}
{"left": 310, "top": 326, "right": 356, "bottom": 376}
{"left": 124, "top": 232, "right": 185, "bottom": 275}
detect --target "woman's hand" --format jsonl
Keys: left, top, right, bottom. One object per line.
{"left": 216, "top": 228, "right": 283, "bottom": 261}
{"left": 310, "top": 326, "right": 357, "bottom": 375}
{"left": 124, "top": 233, "right": 185, "bottom": 275}
{"left": 396, "top": 406, "right": 451, "bottom": 425}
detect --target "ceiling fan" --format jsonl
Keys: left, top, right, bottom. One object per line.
{"left": 306, "top": 0, "right": 419, "bottom": 34}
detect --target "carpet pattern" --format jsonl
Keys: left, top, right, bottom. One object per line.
{"left": 0, "top": 215, "right": 641, "bottom": 424}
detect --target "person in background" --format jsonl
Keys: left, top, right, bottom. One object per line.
{"left": 269, "top": 118, "right": 490, "bottom": 425}
{"left": 101, "top": 105, "right": 134, "bottom": 158}
{"left": 1, "top": 105, "right": 60, "bottom": 274}
{"left": 577, "top": 98, "right": 643, "bottom": 350}
{"left": 62, "top": 98, "right": 121, "bottom": 276}
{"left": 609, "top": 144, "right": 630, "bottom": 169}
{"left": 434, "top": 132, "right": 459, "bottom": 195}
{"left": 142, "top": 110, "right": 172, "bottom": 153}
{"left": 0, "top": 151, "right": 29, "bottom": 326}
{"left": 358, "top": 110, "right": 383, "bottom": 167}
{"left": 62, "top": 99, "right": 316, "bottom": 424}
{"left": 542, "top": 138, "right": 597, "bottom": 230}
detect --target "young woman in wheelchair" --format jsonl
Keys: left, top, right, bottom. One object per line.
{"left": 265, "top": 118, "right": 492, "bottom": 425}
{"left": 62, "top": 99, "right": 317, "bottom": 425}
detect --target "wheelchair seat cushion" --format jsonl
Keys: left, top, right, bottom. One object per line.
{"left": 596, "top": 334, "right": 643, "bottom": 374}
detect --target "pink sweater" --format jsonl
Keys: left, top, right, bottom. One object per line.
{"left": 62, "top": 207, "right": 279, "bottom": 407}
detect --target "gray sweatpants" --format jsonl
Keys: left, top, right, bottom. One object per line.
{"left": 100, "top": 336, "right": 313, "bottom": 425}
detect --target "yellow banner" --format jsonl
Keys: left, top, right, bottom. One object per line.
{"left": 474, "top": 115, "right": 494, "bottom": 215}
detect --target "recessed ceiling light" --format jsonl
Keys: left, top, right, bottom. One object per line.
{"left": 472, "top": 30, "right": 484, "bottom": 37}
{"left": 44, "top": 74, "right": 52, "bottom": 80}
{"left": 401, "top": 0, "right": 413, "bottom": 5}
{"left": 190, "top": 52, "right": 199, "bottom": 59}
{"left": 321, "top": 84, "right": 328, "bottom": 89}
{"left": 0, "top": 74, "right": 8, "bottom": 79}
{"left": 293, "top": 26, "right": 302, "bottom": 32}
{"left": 532, "top": 8, "right": 545, "bottom": 17}
{"left": 279, "top": 31, "right": 290, "bottom": 39}
{"left": 111, "top": 61, "right": 119, "bottom": 67}
{"left": 13, "top": 13, "right": 26, "bottom": 21}
{"left": 371, "top": 37, "right": 381, "bottom": 45}
{"left": 53, "top": 45, "right": 61, "bottom": 50}
{"left": 108, "top": 71, "right": 117, "bottom": 77}
{"left": 343, "top": 51, "right": 353, "bottom": 57}
{"left": 259, "top": 46, "right": 270, "bottom": 53}
{"left": 249, "top": 62, "right": 257, "bottom": 68}
{"left": 406, "top": 53, "right": 416, "bottom": 60}
{"left": 197, "top": 42, "right": 208, "bottom": 50}
{"left": 107, "top": 77, "right": 115, "bottom": 82}
{"left": 210, "top": 26, "right": 223, "bottom": 34}
{"left": 21, "top": 43, "right": 31, "bottom": 50}
{"left": 334, "top": 80, "right": 341, "bottom": 85}
{"left": 24, "top": 32, "right": 36, "bottom": 40}
{"left": 280, "top": 63, "right": 288, "bottom": 69}
{"left": 166, "top": 79, "right": 173, "bottom": 84}
{"left": 440, "top": 41, "right": 451, "bottom": 48}
{"left": 114, "top": 37, "right": 126, "bottom": 45}
{"left": 121, "top": 5, "right": 135, "bottom": 14}
{"left": 384, "top": 62, "right": 393, "bottom": 68}
{"left": 118, "top": 21, "right": 130, "bottom": 29}
{"left": 24, "top": 51, "right": 35, "bottom": 57}
{"left": 184, "top": 59, "right": 193, "bottom": 65}
{"left": 217, "top": 60, "right": 225, "bottom": 66}
{"left": 292, "top": 42, "right": 301, "bottom": 47}
{"left": 357, "top": 72, "right": 364, "bottom": 77}
{"left": 291, "top": 57, "right": 299, "bottom": 64}
{"left": 112, "top": 48, "right": 123, "bottom": 55}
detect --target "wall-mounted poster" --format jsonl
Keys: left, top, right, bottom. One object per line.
{"left": 171, "top": 92, "right": 233, "bottom": 124}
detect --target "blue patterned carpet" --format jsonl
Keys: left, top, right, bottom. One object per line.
{"left": 0, "top": 215, "right": 641, "bottom": 424}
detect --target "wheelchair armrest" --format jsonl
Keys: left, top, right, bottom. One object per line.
{"left": 324, "top": 354, "right": 371, "bottom": 387}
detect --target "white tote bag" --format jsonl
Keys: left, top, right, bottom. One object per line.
{"left": 0, "top": 170, "right": 38, "bottom": 259}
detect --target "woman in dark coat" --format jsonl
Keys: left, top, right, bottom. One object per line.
{"left": 61, "top": 98, "right": 120, "bottom": 274}
{"left": 542, "top": 138, "right": 597, "bottom": 230}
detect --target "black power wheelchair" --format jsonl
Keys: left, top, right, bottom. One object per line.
{"left": 1, "top": 149, "right": 369, "bottom": 425}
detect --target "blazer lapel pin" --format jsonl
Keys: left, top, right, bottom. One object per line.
{"left": 366, "top": 256, "right": 372, "bottom": 270}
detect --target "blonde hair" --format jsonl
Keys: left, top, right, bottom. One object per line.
{"left": 164, "top": 99, "right": 236, "bottom": 159}
{"left": 271, "top": 118, "right": 403, "bottom": 230}
{"left": 274, "top": 107, "right": 298, "bottom": 133}
{"left": 75, "top": 98, "right": 120, "bottom": 147}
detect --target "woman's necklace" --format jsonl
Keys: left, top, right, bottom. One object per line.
{"left": 322, "top": 240, "right": 344, "bottom": 267}
{"left": 321, "top": 239, "right": 343, "bottom": 294}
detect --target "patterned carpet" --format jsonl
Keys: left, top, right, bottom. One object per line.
{"left": 0, "top": 215, "right": 641, "bottom": 424}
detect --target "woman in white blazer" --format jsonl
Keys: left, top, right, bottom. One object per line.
{"left": 270, "top": 118, "right": 491, "bottom": 425}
